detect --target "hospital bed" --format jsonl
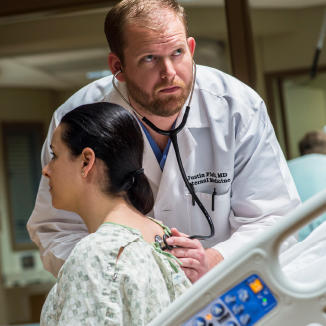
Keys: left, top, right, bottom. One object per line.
{"left": 149, "top": 188, "right": 326, "bottom": 326}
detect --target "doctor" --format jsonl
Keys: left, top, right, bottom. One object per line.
{"left": 27, "top": 0, "right": 300, "bottom": 282}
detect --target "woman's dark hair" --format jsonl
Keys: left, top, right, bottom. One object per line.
{"left": 60, "top": 102, "right": 154, "bottom": 214}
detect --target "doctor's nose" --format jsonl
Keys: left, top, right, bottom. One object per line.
{"left": 160, "top": 59, "right": 176, "bottom": 81}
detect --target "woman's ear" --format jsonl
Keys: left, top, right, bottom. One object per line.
{"left": 108, "top": 52, "right": 125, "bottom": 82}
{"left": 80, "top": 147, "right": 96, "bottom": 177}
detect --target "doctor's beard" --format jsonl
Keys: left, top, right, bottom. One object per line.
{"left": 125, "top": 76, "right": 192, "bottom": 117}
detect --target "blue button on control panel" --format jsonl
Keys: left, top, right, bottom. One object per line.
{"left": 183, "top": 274, "right": 277, "bottom": 326}
{"left": 211, "top": 303, "right": 225, "bottom": 317}
{"left": 193, "top": 316, "right": 206, "bottom": 326}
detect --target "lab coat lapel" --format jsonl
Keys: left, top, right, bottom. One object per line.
{"left": 155, "top": 125, "right": 197, "bottom": 209}
{"left": 156, "top": 97, "right": 207, "bottom": 208}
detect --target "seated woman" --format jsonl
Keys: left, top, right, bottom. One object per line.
{"left": 40, "top": 102, "right": 191, "bottom": 325}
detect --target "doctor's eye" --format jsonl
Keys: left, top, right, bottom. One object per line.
{"left": 142, "top": 55, "right": 155, "bottom": 63}
{"left": 172, "top": 48, "right": 183, "bottom": 56}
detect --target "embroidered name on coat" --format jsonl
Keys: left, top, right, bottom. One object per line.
{"left": 187, "top": 171, "right": 231, "bottom": 186}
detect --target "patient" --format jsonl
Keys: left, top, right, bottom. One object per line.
{"left": 288, "top": 130, "right": 326, "bottom": 240}
{"left": 40, "top": 102, "right": 191, "bottom": 325}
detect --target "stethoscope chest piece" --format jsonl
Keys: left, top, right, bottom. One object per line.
{"left": 155, "top": 234, "right": 173, "bottom": 251}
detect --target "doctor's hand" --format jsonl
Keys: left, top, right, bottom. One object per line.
{"left": 165, "top": 228, "right": 224, "bottom": 283}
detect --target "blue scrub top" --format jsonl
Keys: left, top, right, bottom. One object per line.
{"left": 138, "top": 119, "right": 176, "bottom": 170}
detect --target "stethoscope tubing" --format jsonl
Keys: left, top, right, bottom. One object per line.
{"left": 113, "top": 62, "right": 215, "bottom": 240}
{"left": 143, "top": 107, "right": 215, "bottom": 240}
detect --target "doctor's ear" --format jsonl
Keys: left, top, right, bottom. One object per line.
{"left": 187, "top": 37, "right": 196, "bottom": 57}
{"left": 108, "top": 52, "right": 125, "bottom": 82}
{"left": 80, "top": 147, "right": 96, "bottom": 177}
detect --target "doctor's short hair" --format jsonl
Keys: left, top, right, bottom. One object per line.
{"left": 60, "top": 102, "right": 154, "bottom": 215}
{"left": 299, "top": 130, "right": 326, "bottom": 156}
{"left": 104, "top": 0, "right": 188, "bottom": 63}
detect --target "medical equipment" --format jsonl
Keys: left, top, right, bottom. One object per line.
{"left": 113, "top": 62, "right": 215, "bottom": 240}
{"left": 149, "top": 188, "right": 326, "bottom": 326}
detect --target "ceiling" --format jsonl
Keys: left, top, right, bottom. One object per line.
{"left": 182, "top": 0, "right": 326, "bottom": 8}
{"left": 1, "top": 0, "right": 326, "bottom": 91}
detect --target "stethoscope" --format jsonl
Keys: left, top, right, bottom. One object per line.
{"left": 112, "top": 62, "right": 215, "bottom": 243}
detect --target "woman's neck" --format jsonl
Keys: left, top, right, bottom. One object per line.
{"left": 76, "top": 191, "right": 164, "bottom": 242}
{"left": 76, "top": 191, "right": 130, "bottom": 233}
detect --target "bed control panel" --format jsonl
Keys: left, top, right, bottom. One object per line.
{"left": 183, "top": 274, "right": 277, "bottom": 326}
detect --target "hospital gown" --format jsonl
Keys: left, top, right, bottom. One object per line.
{"left": 40, "top": 222, "right": 191, "bottom": 326}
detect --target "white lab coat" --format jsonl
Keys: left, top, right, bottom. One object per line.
{"left": 27, "top": 65, "right": 300, "bottom": 277}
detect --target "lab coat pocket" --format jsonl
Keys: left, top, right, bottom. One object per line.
{"left": 186, "top": 191, "right": 231, "bottom": 248}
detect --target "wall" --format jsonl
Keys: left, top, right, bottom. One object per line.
{"left": 250, "top": 7, "right": 326, "bottom": 155}
{"left": 0, "top": 247, "right": 7, "bottom": 325}
{"left": 256, "top": 7, "right": 326, "bottom": 73}
{"left": 0, "top": 88, "right": 73, "bottom": 324}
{"left": 284, "top": 85, "right": 326, "bottom": 157}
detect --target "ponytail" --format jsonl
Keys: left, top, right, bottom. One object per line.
{"left": 127, "top": 173, "right": 154, "bottom": 214}
{"left": 118, "top": 168, "right": 154, "bottom": 214}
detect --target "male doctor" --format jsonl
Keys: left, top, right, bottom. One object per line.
{"left": 27, "top": 0, "right": 300, "bottom": 282}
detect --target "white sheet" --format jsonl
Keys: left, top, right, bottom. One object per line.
{"left": 280, "top": 221, "right": 326, "bottom": 282}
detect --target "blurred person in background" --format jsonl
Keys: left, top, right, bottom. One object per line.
{"left": 288, "top": 130, "right": 326, "bottom": 240}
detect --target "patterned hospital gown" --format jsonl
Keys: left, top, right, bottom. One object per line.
{"left": 41, "top": 222, "right": 191, "bottom": 325}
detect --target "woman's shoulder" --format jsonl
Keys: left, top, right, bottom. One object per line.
{"left": 117, "top": 240, "right": 191, "bottom": 298}
{"left": 77, "top": 222, "right": 141, "bottom": 251}
{"left": 60, "top": 223, "right": 142, "bottom": 276}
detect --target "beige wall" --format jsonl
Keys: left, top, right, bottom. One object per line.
{"left": 252, "top": 7, "right": 326, "bottom": 155}
{"left": 256, "top": 7, "right": 326, "bottom": 73}
{"left": 0, "top": 88, "right": 74, "bottom": 324}
{"left": 284, "top": 86, "right": 326, "bottom": 157}
{"left": 0, "top": 248, "right": 7, "bottom": 325}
